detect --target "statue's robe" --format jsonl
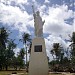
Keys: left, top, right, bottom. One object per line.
{"left": 34, "top": 13, "right": 43, "bottom": 37}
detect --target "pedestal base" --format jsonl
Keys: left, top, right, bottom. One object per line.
{"left": 29, "top": 37, "right": 48, "bottom": 75}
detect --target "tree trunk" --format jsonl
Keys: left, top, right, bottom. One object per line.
{"left": 0, "top": 65, "right": 2, "bottom": 70}
{"left": 5, "top": 65, "right": 8, "bottom": 71}
{"left": 25, "top": 43, "right": 28, "bottom": 72}
{"left": 26, "top": 46, "right": 27, "bottom": 67}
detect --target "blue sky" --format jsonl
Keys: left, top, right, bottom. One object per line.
{"left": 0, "top": 0, "right": 75, "bottom": 60}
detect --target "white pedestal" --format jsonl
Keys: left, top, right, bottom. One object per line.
{"left": 29, "top": 37, "right": 48, "bottom": 75}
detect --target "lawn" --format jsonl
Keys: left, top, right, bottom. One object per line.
{"left": 0, "top": 70, "right": 27, "bottom": 75}
{"left": 0, "top": 71, "right": 74, "bottom": 75}
{"left": 0, "top": 71, "right": 55, "bottom": 75}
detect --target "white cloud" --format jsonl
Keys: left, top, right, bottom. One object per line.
{"left": 73, "top": 12, "right": 75, "bottom": 31}
{"left": 38, "top": 5, "right": 47, "bottom": 14}
{"left": 17, "top": 0, "right": 28, "bottom": 4}
{"left": 45, "top": 35, "right": 67, "bottom": 48}
{"left": 0, "top": 2, "right": 32, "bottom": 34}
{"left": 0, "top": 0, "right": 29, "bottom": 5}
{"left": 41, "top": 5, "right": 73, "bottom": 40}
{"left": 45, "top": 34, "right": 68, "bottom": 60}
{"left": 44, "top": 0, "right": 50, "bottom": 3}
{"left": 41, "top": 5, "right": 73, "bottom": 60}
{"left": 74, "top": 18, "right": 75, "bottom": 31}
{"left": 74, "top": 2, "right": 75, "bottom": 6}
{"left": 45, "top": 38, "right": 53, "bottom": 60}
{"left": 32, "top": 0, "right": 36, "bottom": 2}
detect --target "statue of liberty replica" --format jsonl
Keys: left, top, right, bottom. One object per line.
{"left": 32, "top": 5, "right": 45, "bottom": 37}
{"left": 29, "top": 5, "right": 48, "bottom": 75}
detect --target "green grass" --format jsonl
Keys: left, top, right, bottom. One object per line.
{"left": 0, "top": 71, "right": 27, "bottom": 75}
{"left": 0, "top": 71, "right": 74, "bottom": 75}
{"left": 0, "top": 71, "right": 60, "bottom": 75}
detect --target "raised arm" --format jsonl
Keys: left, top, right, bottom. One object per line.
{"left": 32, "top": 5, "right": 36, "bottom": 19}
{"left": 32, "top": 5, "right": 35, "bottom": 14}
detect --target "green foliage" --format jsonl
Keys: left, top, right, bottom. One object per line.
{"left": 20, "top": 32, "right": 31, "bottom": 72}
{"left": 17, "top": 48, "right": 25, "bottom": 69}
{"left": 0, "top": 27, "right": 17, "bottom": 70}
{"left": 49, "top": 32, "right": 75, "bottom": 72}
{"left": 20, "top": 33, "right": 31, "bottom": 44}
{"left": 71, "top": 32, "right": 75, "bottom": 43}
{"left": 50, "top": 43, "right": 64, "bottom": 61}
{"left": 0, "top": 27, "right": 9, "bottom": 48}
{"left": 12, "top": 48, "right": 25, "bottom": 70}
{"left": 5, "top": 40, "right": 16, "bottom": 70}
{"left": 1, "top": 26, "right": 75, "bottom": 72}
{"left": 69, "top": 32, "right": 75, "bottom": 66}
{"left": 0, "top": 27, "right": 9, "bottom": 70}
{"left": 0, "top": 27, "right": 31, "bottom": 71}
{"left": 18, "top": 48, "right": 25, "bottom": 59}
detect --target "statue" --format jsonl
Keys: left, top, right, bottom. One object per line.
{"left": 32, "top": 5, "right": 45, "bottom": 37}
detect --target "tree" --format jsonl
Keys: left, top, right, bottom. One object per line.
{"left": 51, "top": 49, "right": 55, "bottom": 60}
{"left": 20, "top": 33, "right": 31, "bottom": 72}
{"left": 12, "top": 48, "right": 25, "bottom": 70}
{"left": 0, "top": 27, "right": 9, "bottom": 48}
{"left": 50, "top": 43, "right": 64, "bottom": 63}
{"left": 17, "top": 48, "right": 25, "bottom": 70}
{"left": 5, "top": 39, "right": 16, "bottom": 70}
{"left": 0, "top": 27, "right": 9, "bottom": 70}
{"left": 19, "top": 48, "right": 25, "bottom": 59}
{"left": 12, "top": 56, "right": 19, "bottom": 70}
{"left": 69, "top": 32, "right": 75, "bottom": 69}
{"left": 28, "top": 42, "right": 32, "bottom": 54}
{"left": 51, "top": 43, "right": 61, "bottom": 60}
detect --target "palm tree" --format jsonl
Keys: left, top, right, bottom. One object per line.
{"left": 51, "top": 49, "right": 55, "bottom": 60}
{"left": 20, "top": 33, "right": 31, "bottom": 72}
{"left": 51, "top": 43, "right": 64, "bottom": 61}
{"left": 50, "top": 43, "right": 64, "bottom": 71}
{"left": 51, "top": 43, "right": 60, "bottom": 60}
{"left": 28, "top": 42, "right": 32, "bottom": 54}
{"left": 19, "top": 48, "right": 25, "bottom": 59}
